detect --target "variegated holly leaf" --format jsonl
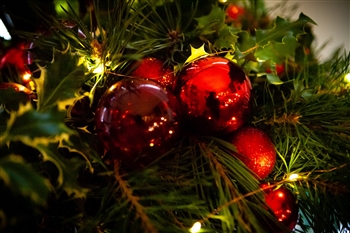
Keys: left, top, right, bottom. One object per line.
{"left": 184, "top": 44, "right": 209, "bottom": 65}
{"left": 34, "top": 47, "right": 94, "bottom": 112}
{"left": 0, "top": 154, "right": 52, "bottom": 205}
{"left": 0, "top": 84, "right": 31, "bottom": 111}
{"left": 256, "top": 13, "right": 316, "bottom": 48}
{"left": 59, "top": 127, "right": 106, "bottom": 173}
{"left": 36, "top": 142, "right": 89, "bottom": 198}
{"left": 1, "top": 103, "right": 73, "bottom": 144}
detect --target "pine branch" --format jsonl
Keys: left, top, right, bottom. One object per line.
{"left": 113, "top": 162, "right": 158, "bottom": 233}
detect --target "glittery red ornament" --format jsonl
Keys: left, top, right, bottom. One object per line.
{"left": 174, "top": 56, "right": 251, "bottom": 134}
{"left": 131, "top": 57, "right": 174, "bottom": 89}
{"left": 231, "top": 126, "right": 276, "bottom": 179}
{"left": 95, "top": 78, "right": 179, "bottom": 168}
{"left": 260, "top": 183, "right": 299, "bottom": 232}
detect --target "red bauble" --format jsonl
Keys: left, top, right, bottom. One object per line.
{"left": 260, "top": 184, "right": 299, "bottom": 232}
{"left": 174, "top": 56, "right": 251, "bottom": 134}
{"left": 131, "top": 57, "right": 174, "bottom": 88}
{"left": 95, "top": 78, "right": 179, "bottom": 168}
{"left": 0, "top": 43, "right": 33, "bottom": 74}
{"left": 226, "top": 4, "right": 245, "bottom": 20}
{"left": 231, "top": 126, "right": 276, "bottom": 179}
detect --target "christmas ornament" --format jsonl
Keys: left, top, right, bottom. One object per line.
{"left": 174, "top": 56, "right": 251, "bottom": 134}
{"left": 95, "top": 78, "right": 179, "bottom": 168}
{"left": 226, "top": 4, "right": 245, "bottom": 21}
{"left": 260, "top": 183, "right": 299, "bottom": 232}
{"left": 231, "top": 126, "right": 276, "bottom": 179}
{"left": 131, "top": 57, "right": 174, "bottom": 89}
{"left": 0, "top": 43, "right": 33, "bottom": 75}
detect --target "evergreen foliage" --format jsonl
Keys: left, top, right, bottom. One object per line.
{"left": 0, "top": 0, "right": 349, "bottom": 232}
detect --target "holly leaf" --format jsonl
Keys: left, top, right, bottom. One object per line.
{"left": 1, "top": 103, "right": 73, "bottom": 145}
{"left": 214, "top": 25, "right": 239, "bottom": 50}
{"left": 0, "top": 155, "right": 52, "bottom": 205}
{"left": 266, "top": 73, "right": 284, "bottom": 85}
{"left": 235, "top": 31, "right": 256, "bottom": 58}
{"left": 255, "top": 35, "right": 299, "bottom": 63}
{"left": 184, "top": 44, "right": 209, "bottom": 65}
{"left": 59, "top": 127, "right": 106, "bottom": 173}
{"left": 36, "top": 142, "right": 89, "bottom": 198}
{"left": 195, "top": 5, "right": 225, "bottom": 35}
{"left": 34, "top": 47, "right": 94, "bottom": 112}
{"left": 0, "top": 84, "right": 31, "bottom": 111}
{"left": 256, "top": 13, "right": 316, "bottom": 48}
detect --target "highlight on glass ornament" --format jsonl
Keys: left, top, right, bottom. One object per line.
{"left": 95, "top": 78, "right": 179, "bottom": 168}
{"left": 260, "top": 183, "right": 299, "bottom": 232}
{"left": 173, "top": 56, "right": 252, "bottom": 134}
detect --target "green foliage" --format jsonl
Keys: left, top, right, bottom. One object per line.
{"left": 0, "top": 38, "right": 96, "bottom": 230}
{"left": 1, "top": 104, "right": 73, "bottom": 143}
{"left": 0, "top": 155, "right": 51, "bottom": 206}
{"left": 1, "top": 0, "right": 350, "bottom": 232}
{"left": 34, "top": 48, "right": 94, "bottom": 111}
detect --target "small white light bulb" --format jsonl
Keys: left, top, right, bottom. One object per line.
{"left": 190, "top": 222, "right": 201, "bottom": 233}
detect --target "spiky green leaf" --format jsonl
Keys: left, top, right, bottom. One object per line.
{"left": 214, "top": 26, "right": 239, "bottom": 50}
{"left": 0, "top": 155, "right": 51, "bottom": 205}
{"left": 34, "top": 47, "right": 94, "bottom": 111}
{"left": 36, "top": 143, "right": 89, "bottom": 198}
{"left": 256, "top": 13, "right": 316, "bottom": 48}
{"left": 1, "top": 103, "right": 73, "bottom": 144}
{"left": 195, "top": 5, "right": 225, "bottom": 35}
{"left": 255, "top": 35, "right": 299, "bottom": 63}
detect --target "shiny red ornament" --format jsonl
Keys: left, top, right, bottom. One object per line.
{"left": 260, "top": 184, "right": 299, "bottom": 232}
{"left": 226, "top": 4, "right": 245, "bottom": 20}
{"left": 0, "top": 43, "right": 33, "bottom": 74}
{"left": 231, "top": 126, "right": 276, "bottom": 179}
{"left": 95, "top": 78, "right": 179, "bottom": 168}
{"left": 131, "top": 57, "right": 174, "bottom": 89}
{"left": 174, "top": 56, "right": 251, "bottom": 134}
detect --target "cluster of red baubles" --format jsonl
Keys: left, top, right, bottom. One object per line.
{"left": 95, "top": 56, "right": 254, "bottom": 167}
{"left": 94, "top": 56, "right": 298, "bottom": 231}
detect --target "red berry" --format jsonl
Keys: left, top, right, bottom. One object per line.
{"left": 266, "top": 63, "right": 285, "bottom": 75}
{"left": 231, "top": 126, "right": 276, "bottom": 179}
{"left": 226, "top": 4, "right": 245, "bottom": 20}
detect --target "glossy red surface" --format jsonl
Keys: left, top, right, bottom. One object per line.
{"left": 131, "top": 57, "right": 174, "bottom": 89}
{"left": 260, "top": 184, "right": 299, "bottom": 231}
{"left": 95, "top": 78, "right": 179, "bottom": 168}
{"left": 174, "top": 56, "right": 252, "bottom": 133}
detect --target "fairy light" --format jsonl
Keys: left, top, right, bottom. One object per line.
{"left": 0, "top": 19, "right": 11, "bottom": 40}
{"left": 344, "top": 73, "right": 350, "bottom": 83}
{"left": 22, "top": 72, "right": 32, "bottom": 82}
{"left": 93, "top": 63, "right": 104, "bottom": 74}
{"left": 288, "top": 173, "right": 299, "bottom": 181}
{"left": 190, "top": 222, "right": 201, "bottom": 233}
